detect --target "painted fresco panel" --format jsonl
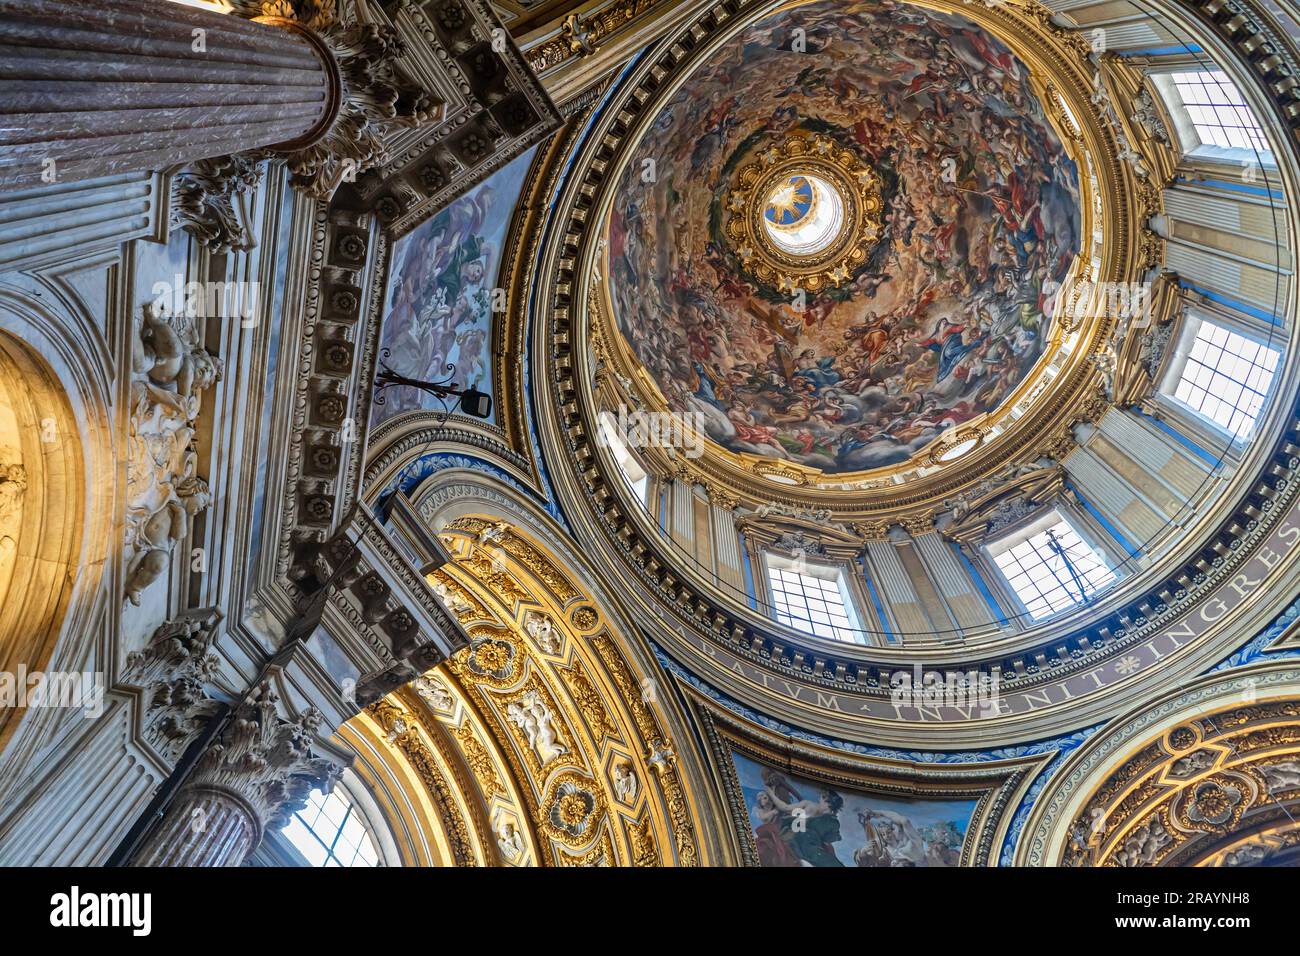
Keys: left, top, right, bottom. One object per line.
{"left": 734, "top": 751, "right": 977, "bottom": 866}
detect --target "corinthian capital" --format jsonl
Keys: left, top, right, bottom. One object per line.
{"left": 190, "top": 681, "right": 345, "bottom": 833}
{"left": 232, "top": 2, "right": 439, "bottom": 200}
{"left": 286, "top": 20, "right": 438, "bottom": 200}
{"left": 126, "top": 611, "right": 224, "bottom": 762}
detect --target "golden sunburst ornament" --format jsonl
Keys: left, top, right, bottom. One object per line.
{"left": 724, "top": 135, "right": 883, "bottom": 292}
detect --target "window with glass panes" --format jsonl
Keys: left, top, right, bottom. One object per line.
{"left": 598, "top": 412, "right": 650, "bottom": 504}
{"left": 989, "top": 513, "right": 1116, "bottom": 621}
{"left": 1167, "top": 71, "right": 1269, "bottom": 154}
{"left": 282, "top": 786, "right": 381, "bottom": 867}
{"left": 1168, "top": 317, "right": 1279, "bottom": 439}
{"left": 766, "top": 559, "right": 861, "bottom": 641}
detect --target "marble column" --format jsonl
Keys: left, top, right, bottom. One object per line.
{"left": 130, "top": 680, "right": 343, "bottom": 868}
{"left": 0, "top": 0, "right": 338, "bottom": 190}
{"left": 130, "top": 786, "right": 264, "bottom": 868}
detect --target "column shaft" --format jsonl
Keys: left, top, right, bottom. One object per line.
{"left": 131, "top": 786, "right": 260, "bottom": 868}
{"left": 0, "top": 0, "right": 336, "bottom": 189}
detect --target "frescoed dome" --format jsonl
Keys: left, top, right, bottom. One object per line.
{"left": 603, "top": 0, "right": 1082, "bottom": 475}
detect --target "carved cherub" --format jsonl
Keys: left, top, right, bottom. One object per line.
{"left": 477, "top": 520, "right": 510, "bottom": 545}
{"left": 612, "top": 761, "right": 639, "bottom": 803}
{"left": 133, "top": 301, "right": 224, "bottom": 401}
{"left": 525, "top": 612, "right": 560, "bottom": 654}
{"left": 175, "top": 474, "right": 212, "bottom": 519}
{"left": 1091, "top": 346, "right": 1117, "bottom": 400}
{"left": 124, "top": 498, "right": 189, "bottom": 606}
{"left": 506, "top": 690, "right": 566, "bottom": 764}
{"left": 496, "top": 819, "right": 525, "bottom": 862}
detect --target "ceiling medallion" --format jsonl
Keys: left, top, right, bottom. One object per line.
{"left": 724, "top": 135, "right": 882, "bottom": 293}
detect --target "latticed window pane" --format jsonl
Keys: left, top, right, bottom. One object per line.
{"left": 1169, "top": 71, "right": 1270, "bottom": 153}
{"left": 282, "top": 786, "right": 382, "bottom": 868}
{"left": 1170, "top": 318, "right": 1279, "bottom": 439}
{"left": 766, "top": 562, "right": 860, "bottom": 641}
{"left": 990, "top": 516, "right": 1115, "bottom": 621}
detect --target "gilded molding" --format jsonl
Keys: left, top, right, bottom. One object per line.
{"left": 1016, "top": 661, "right": 1300, "bottom": 866}
{"left": 367, "top": 696, "right": 479, "bottom": 865}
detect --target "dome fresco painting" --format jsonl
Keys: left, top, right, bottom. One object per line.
{"left": 606, "top": 0, "right": 1082, "bottom": 474}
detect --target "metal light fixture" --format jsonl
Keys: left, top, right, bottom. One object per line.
{"left": 373, "top": 351, "right": 493, "bottom": 420}
{"left": 456, "top": 384, "right": 492, "bottom": 419}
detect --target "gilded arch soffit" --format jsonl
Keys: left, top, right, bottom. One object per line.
{"left": 347, "top": 702, "right": 502, "bottom": 867}
{"left": 1016, "top": 660, "right": 1300, "bottom": 866}
{"left": 369, "top": 486, "right": 716, "bottom": 865}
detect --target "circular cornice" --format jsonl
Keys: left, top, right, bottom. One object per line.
{"left": 528, "top": 0, "right": 1300, "bottom": 746}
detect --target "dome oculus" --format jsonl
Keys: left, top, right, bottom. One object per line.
{"left": 762, "top": 173, "right": 846, "bottom": 256}
{"left": 723, "top": 134, "right": 883, "bottom": 292}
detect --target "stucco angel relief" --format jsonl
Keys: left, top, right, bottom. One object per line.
{"left": 124, "top": 302, "right": 223, "bottom": 605}
{"left": 506, "top": 688, "right": 568, "bottom": 766}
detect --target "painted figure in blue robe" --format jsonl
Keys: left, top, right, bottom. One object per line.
{"left": 919, "top": 319, "right": 981, "bottom": 381}
{"left": 691, "top": 361, "right": 726, "bottom": 409}
{"left": 792, "top": 350, "right": 841, "bottom": 391}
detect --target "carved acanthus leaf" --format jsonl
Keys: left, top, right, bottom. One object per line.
{"left": 226, "top": 0, "right": 335, "bottom": 32}
{"left": 230, "top": 3, "right": 439, "bottom": 200}
{"left": 190, "top": 681, "right": 344, "bottom": 832}
{"left": 125, "top": 613, "right": 223, "bottom": 762}
{"left": 169, "top": 155, "right": 262, "bottom": 253}
{"left": 277, "top": 20, "right": 439, "bottom": 200}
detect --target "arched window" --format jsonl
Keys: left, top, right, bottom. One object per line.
{"left": 282, "top": 782, "right": 383, "bottom": 867}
